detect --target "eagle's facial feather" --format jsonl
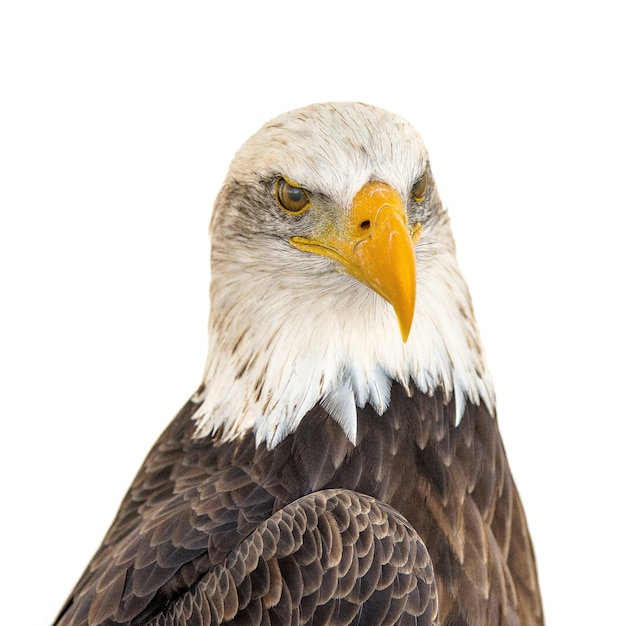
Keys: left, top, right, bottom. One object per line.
{"left": 192, "top": 102, "right": 494, "bottom": 448}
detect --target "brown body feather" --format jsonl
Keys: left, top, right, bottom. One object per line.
{"left": 54, "top": 384, "right": 542, "bottom": 626}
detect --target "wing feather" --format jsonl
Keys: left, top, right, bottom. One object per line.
{"left": 55, "top": 385, "right": 540, "bottom": 626}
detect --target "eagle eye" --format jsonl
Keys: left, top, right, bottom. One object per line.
{"left": 276, "top": 177, "right": 311, "bottom": 214}
{"left": 412, "top": 173, "right": 428, "bottom": 203}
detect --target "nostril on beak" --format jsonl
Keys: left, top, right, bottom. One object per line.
{"left": 360, "top": 220, "right": 371, "bottom": 231}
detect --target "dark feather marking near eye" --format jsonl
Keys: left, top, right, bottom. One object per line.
{"left": 231, "top": 328, "right": 249, "bottom": 354}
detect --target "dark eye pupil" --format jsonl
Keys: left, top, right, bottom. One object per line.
{"left": 286, "top": 187, "right": 304, "bottom": 204}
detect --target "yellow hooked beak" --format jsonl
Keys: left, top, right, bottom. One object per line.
{"left": 290, "top": 181, "right": 421, "bottom": 342}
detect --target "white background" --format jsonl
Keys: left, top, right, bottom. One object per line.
{"left": 1, "top": 2, "right": 624, "bottom": 624}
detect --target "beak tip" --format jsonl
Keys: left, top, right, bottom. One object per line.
{"left": 398, "top": 314, "right": 413, "bottom": 343}
{"left": 394, "top": 298, "right": 415, "bottom": 343}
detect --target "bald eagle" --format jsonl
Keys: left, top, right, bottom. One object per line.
{"left": 54, "top": 103, "right": 543, "bottom": 625}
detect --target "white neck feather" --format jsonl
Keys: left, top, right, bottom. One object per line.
{"left": 191, "top": 221, "right": 494, "bottom": 449}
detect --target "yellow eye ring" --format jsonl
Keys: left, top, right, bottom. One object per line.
{"left": 412, "top": 173, "right": 428, "bottom": 203}
{"left": 275, "top": 177, "right": 311, "bottom": 214}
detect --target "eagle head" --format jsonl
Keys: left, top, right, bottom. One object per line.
{"left": 192, "top": 102, "right": 494, "bottom": 447}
